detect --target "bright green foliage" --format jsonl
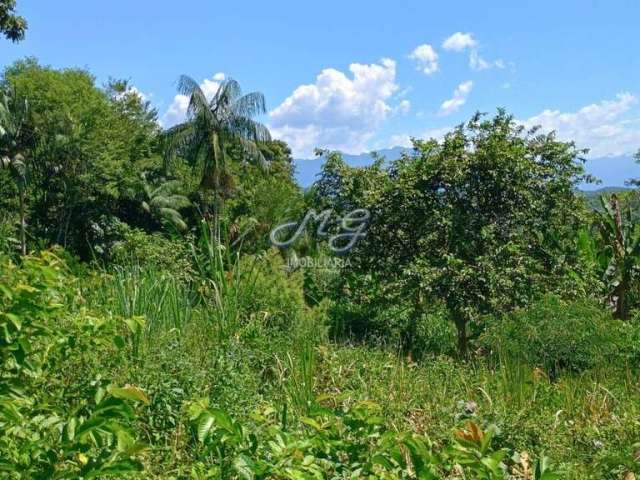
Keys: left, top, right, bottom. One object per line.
{"left": 0, "top": 251, "right": 64, "bottom": 379}
{"left": 238, "top": 249, "right": 306, "bottom": 329}
{"left": 187, "top": 399, "right": 560, "bottom": 479}
{"left": 226, "top": 140, "right": 304, "bottom": 252}
{"left": 109, "top": 265, "right": 193, "bottom": 337}
{"left": 0, "top": 252, "right": 147, "bottom": 477}
{"left": 109, "top": 228, "right": 195, "bottom": 282}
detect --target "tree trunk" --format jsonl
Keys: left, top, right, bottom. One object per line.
{"left": 453, "top": 313, "right": 468, "bottom": 358}
{"left": 613, "top": 281, "right": 629, "bottom": 320}
{"left": 18, "top": 187, "right": 26, "bottom": 256}
{"left": 403, "top": 310, "right": 418, "bottom": 361}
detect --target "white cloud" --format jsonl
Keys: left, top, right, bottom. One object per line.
{"left": 129, "top": 86, "right": 150, "bottom": 101}
{"left": 442, "top": 32, "right": 477, "bottom": 52}
{"left": 387, "top": 93, "right": 640, "bottom": 158}
{"left": 161, "top": 72, "right": 226, "bottom": 127}
{"left": 269, "top": 58, "right": 401, "bottom": 157}
{"left": 409, "top": 44, "right": 439, "bottom": 75}
{"left": 522, "top": 93, "right": 640, "bottom": 157}
{"left": 396, "top": 99, "right": 411, "bottom": 115}
{"left": 439, "top": 81, "right": 473, "bottom": 116}
{"left": 469, "top": 50, "right": 505, "bottom": 71}
{"left": 442, "top": 32, "right": 505, "bottom": 72}
{"left": 387, "top": 126, "right": 452, "bottom": 148}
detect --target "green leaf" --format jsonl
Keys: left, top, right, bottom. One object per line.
{"left": 108, "top": 385, "right": 150, "bottom": 405}
{"left": 197, "top": 414, "right": 215, "bottom": 443}
{"left": 233, "top": 454, "right": 256, "bottom": 480}
{"left": 113, "top": 335, "right": 126, "bottom": 349}
{"left": 84, "top": 459, "right": 143, "bottom": 478}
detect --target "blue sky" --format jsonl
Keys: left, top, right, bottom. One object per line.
{"left": 1, "top": 1, "right": 639, "bottom": 161}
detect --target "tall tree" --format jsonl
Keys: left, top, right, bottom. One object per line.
{"left": 0, "top": 0, "right": 27, "bottom": 42}
{"left": 2, "top": 59, "right": 161, "bottom": 257}
{"left": 0, "top": 86, "right": 32, "bottom": 255}
{"left": 164, "top": 76, "right": 271, "bottom": 225}
{"left": 327, "top": 111, "right": 589, "bottom": 356}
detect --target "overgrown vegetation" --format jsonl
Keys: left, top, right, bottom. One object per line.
{"left": 1, "top": 56, "right": 640, "bottom": 479}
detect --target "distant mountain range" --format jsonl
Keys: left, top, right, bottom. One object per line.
{"left": 293, "top": 148, "right": 638, "bottom": 190}
{"left": 294, "top": 147, "right": 407, "bottom": 187}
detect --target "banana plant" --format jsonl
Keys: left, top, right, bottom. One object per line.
{"left": 593, "top": 194, "right": 640, "bottom": 319}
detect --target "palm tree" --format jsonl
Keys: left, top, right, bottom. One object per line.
{"left": 0, "top": 87, "right": 31, "bottom": 255}
{"left": 140, "top": 174, "right": 191, "bottom": 233}
{"left": 164, "top": 76, "right": 271, "bottom": 228}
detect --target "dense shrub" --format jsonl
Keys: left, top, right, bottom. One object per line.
{"left": 481, "top": 296, "right": 634, "bottom": 375}
{"left": 238, "top": 249, "right": 306, "bottom": 329}
{"left": 110, "top": 227, "right": 195, "bottom": 283}
{"left": 186, "top": 398, "right": 559, "bottom": 479}
{"left": 329, "top": 300, "right": 457, "bottom": 359}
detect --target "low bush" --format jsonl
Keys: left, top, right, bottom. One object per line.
{"left": 481, "top": 296, "right": 634, "bottom": 375}
{"left": 186, "top": 398, "right": 560, "bottom": 479}
{"left": 328, "top": 300, "right": 457, "bottom": 359}
{"left": 238, "top": 249, "right": 306, "bottom": 329}
{"left": 110, "top": 227, "right": 195, "bottom": 283}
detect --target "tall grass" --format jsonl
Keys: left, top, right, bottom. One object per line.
{"left": 274, "top": 314, "right": 323, "bottom": 416}
{"left": 110, "top": 265, "right": 195, "bottom": 335}
{"left": 191, "top": 220, "right": 261, "bottom": 340}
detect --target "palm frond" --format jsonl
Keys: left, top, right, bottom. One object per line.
{"left": 158, "top": 207, "right": 188, "bottom": 232}
{"left": 232, "top": 91, "right": 267, "bottom": 118}
{"left": 150, "top": 194, "right": 192, "bottom": 210}
{"left": 177, "top": 75, "right": 212, "bottom": 121}
{"left": 236, "top": 137, "right": 269, "bottom": 171}
{"left": 230, "top": 117, "right": 271, "bottom": 143}
{"left": 211, "top": 79, "right": 242, "bottom": 118}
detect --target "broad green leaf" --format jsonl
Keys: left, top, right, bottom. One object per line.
{"left": 108, "top": 385, "right": 150, "bottom": 406}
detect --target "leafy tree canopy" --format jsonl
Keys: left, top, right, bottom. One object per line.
{"left": 0, "top": 58, "right": 161, "bottom": 255}
{"left": 0, "top": 0, "right": 26, "bottom": 42}
{"left": 320, "top": 111, "right": 591, "bottom": 355}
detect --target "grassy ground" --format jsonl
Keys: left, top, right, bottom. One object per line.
{"left": 92, "top": 302, "right": 639, "bottom": 479}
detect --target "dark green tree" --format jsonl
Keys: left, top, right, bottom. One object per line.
{"left": 0, "top": 0, "right": 27, "bottom": 42}
{"left": 1, "top": 59, "right": 161, "bottom": 257}
{"left": 332, "top": 112, "right": 589, "bottom": 356}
